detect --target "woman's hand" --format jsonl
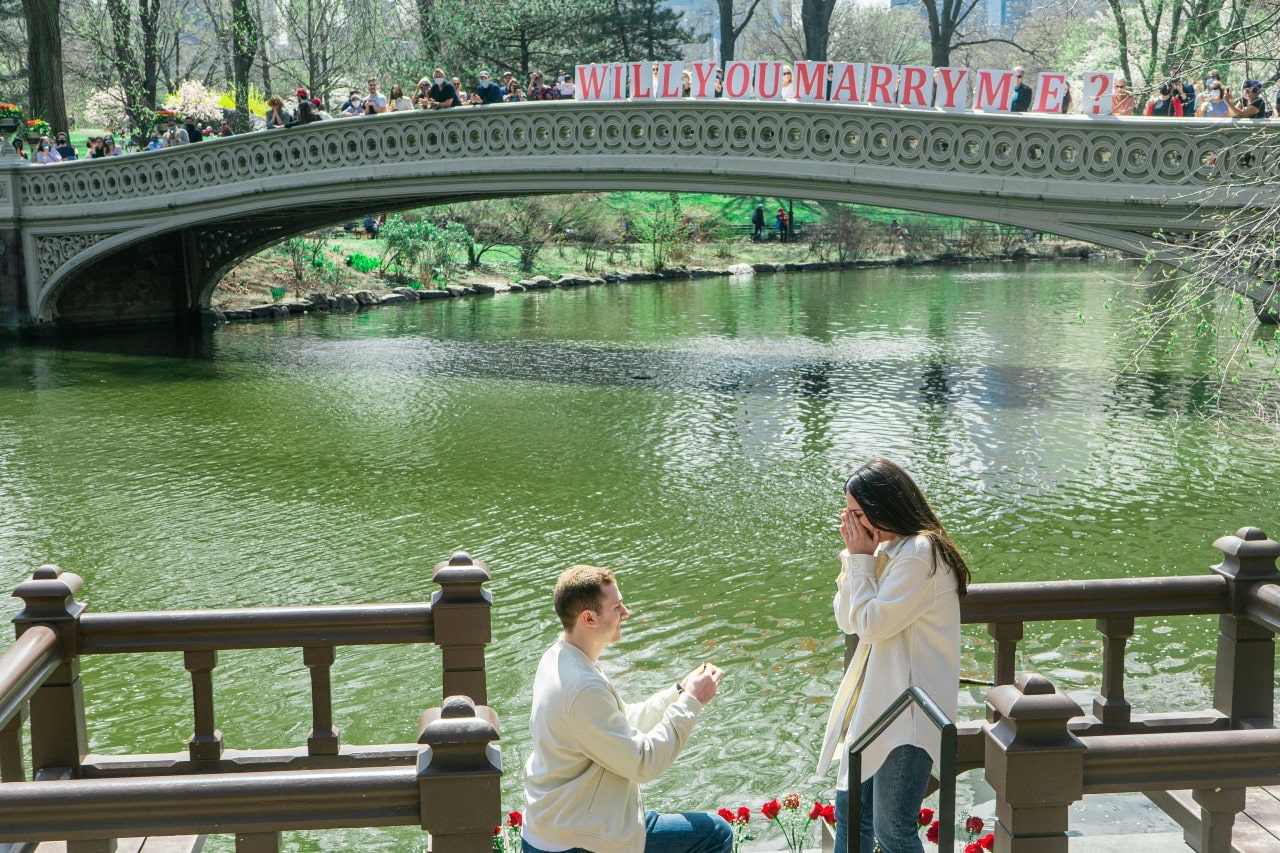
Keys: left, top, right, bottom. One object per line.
{"left": 840, "top": 507, "right": 883, "bottom": 555}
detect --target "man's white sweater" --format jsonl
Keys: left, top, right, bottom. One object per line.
{"left": 523, "top": 637, "right": 705, "bottom": 853}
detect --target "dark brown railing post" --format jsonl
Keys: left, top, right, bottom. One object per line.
{"left": 431, "top": 553, "right": 492, "bottom": 705}
{"left": 0, "top": 709, "right": 26, "bottom": 781}
{"left": 235, "top": 831, "right": 283, "bottom": 852}
{"left": 304, "top": 645, "right": 340, "bottom": 756}
{"left": 1190, "top": 785, "right": 1246, "bottom": 852}
{"left": 1093, "top": 617, "right": 1134, "bottom": 725}
{"left": 985, "top": 673, "right": 1085, "bottom": 852}
{"left": 1210, "top": 526, "right": 1280, "bottom": 728}
{"left": 987, "top": 622, "right": 1024, "bottom": 686}
{"left": 184, "top": 650, "right": 223, "bottom": 762}
{"left": 11, "top": 565, "right": 87, "bottom": 778}
{"left": 418, "top": 695, "right": 502, "bottom": 853}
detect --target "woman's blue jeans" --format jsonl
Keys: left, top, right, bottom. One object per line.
{"left": 834, "top": 744, "right": 932, "bottom": 853}
{"left": 521, "top": 810, "right": 732, "bottom": 853}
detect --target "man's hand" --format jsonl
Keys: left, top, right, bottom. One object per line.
{"left": 679, "top": 663, "right": 723, "bottom": 704}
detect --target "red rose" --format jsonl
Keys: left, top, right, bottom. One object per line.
{"left": 965, "top": 844, "right": 982, "bottom": 853}
{"left": 918, "top": 808, "right": 934, "bottom": 827}
{"left": 737, "top": 806, "right": 750, "bottom": 824}
{"left": 809, "top": 802, "right": 823, "bottom": 820}
{"left": 821, "top": 804, "right": 836, "bottom": 825}
{"left": 718, "top": 808, "right": 735, "bottom": 823}
{"left": 966, "top": 816, "right": 984, "bottom": 834}
{"left": 493, "top": 827, "right": 501, "bottom": 836}
{"left": 980, "top": 833, "right": 995, "bottom": 850}
{"left": 507, "top": 811, "right": 523, "bottom": 828}
{"left": 926, "top": 821, "right": 940, "bottom": 844}
{"left": 782, "top": 793, "right": 802, "bottom": 810}
{"left": 762, "top": 799, "right": 781, "bottom": 820}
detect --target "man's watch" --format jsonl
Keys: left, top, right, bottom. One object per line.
{"left": 675, "top": 681, "right": 684, "bottom": 694}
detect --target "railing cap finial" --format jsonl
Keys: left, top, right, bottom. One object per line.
{"left": 1212, "top": 527, "right": 1280, "bottom": 581}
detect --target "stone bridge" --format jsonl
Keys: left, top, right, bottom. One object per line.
{"left": 0, "top": 99, "right": 1275, "bottom": 331}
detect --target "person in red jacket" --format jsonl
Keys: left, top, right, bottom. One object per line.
{"left": 1144, "top": 83, "right": 1183, "bottom": 117}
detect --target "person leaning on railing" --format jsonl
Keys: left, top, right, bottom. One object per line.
{"left": 818, "top": 458, "right": 970, "bottom": 853}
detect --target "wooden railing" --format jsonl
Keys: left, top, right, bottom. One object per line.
{"left": 0, "top": 552, "right": 500, "bottom": 852}
{"left": 844, "top": 525, "right": 1280, "bottom": 852}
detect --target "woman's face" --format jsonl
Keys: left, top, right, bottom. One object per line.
{"left": 844, "top": 494, "right": 879, "bottom": 537}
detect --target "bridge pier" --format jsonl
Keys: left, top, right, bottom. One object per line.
{"left": 0, "top": 161, "right": 27, "bottom": 330}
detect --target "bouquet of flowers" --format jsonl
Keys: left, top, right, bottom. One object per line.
{"left": 761, "top": 793, "right": 835, "bottom": 853}
{"left": 716, "top": 806, "right": 755, "bottom": 853}
{"left": 0, "top": 103, "right": 23, "bottom": 127}
{"left": 919, "top": 810, "right": 994, "bottom": 852}
{"left": 27, "top": 118, "right": 51, "bottom": 137}
{"left": 492, "top": 810, "right": 522, "bottom": 853}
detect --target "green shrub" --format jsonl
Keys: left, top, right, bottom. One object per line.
{"left": 345, "top": 252, "right": 380, "bottom": 273}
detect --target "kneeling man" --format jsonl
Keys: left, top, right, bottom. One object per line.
{"left": 522, "top": 565, "right": 732, "bottom": 853}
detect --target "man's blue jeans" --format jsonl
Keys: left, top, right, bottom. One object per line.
{"left": 521, "top": 811, "right": 732, "bottom": 853}
{"left": 833, "top": 744, "right": 932, "bottom": 853}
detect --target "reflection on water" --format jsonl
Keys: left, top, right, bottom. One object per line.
{"left": 0, "top": 262, "right": 1276, "bottom": 850}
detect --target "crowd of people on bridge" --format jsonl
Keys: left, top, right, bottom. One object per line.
{"left": 9, "top": 63, "right": 1279, "bottom": 163}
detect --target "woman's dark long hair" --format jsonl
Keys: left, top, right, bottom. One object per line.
{"left": 844, "top": 457, "right": 971, "bottom": 596}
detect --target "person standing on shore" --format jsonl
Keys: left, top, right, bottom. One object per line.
{"left": 819, "top": 458, "right": 969, "bottom": 853}
{"left": 752, "top": 204, "right": 765, "bottom": 241}
{"left": 522, "top": 565, "right": 732, "bottom": 853}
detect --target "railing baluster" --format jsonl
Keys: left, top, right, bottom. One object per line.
{"left": 66, "top": 840, "right": 115, "bottom": 852}
{"left": 236, "top": 831, "right": 282, "bottom": 852}
{"left": 1093, "top": 617, "right": 1134, "bottom": 725}
{"left": 184, "top": 650, "right": 223, "bottom": 762}
{"left": 987, "top": 621, "right": 1023, "bottom": 686}
{"left": 304, "top": 645, "right": 340, "bottom": 756}
{"left": 0, "top": 709, "right": 25, "bottom": 781}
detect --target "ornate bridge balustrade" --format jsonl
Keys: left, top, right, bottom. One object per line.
{"left": 844, "top": 526, "right": 1280, "bottom": 851}
{"left": 0, "top": 553, "right": 499, "bottom": 852}
{"left": 0, "top": 101, "right": 1277, "bottom": 331}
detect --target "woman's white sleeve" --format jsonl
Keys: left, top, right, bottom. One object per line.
{"left": 845, "top": 555, "right": 934, "bottom": 644}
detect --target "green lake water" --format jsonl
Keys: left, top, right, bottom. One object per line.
{"left": 1, "top": 260, "right": 1276, "bottom": 849}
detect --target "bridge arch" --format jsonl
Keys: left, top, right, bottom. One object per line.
{"left": 2, "top": 100, "right": 1274, "bottom": 330}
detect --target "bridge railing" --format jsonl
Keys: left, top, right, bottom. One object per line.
{"left": 0, "top": 552, "right": 499, "bottom": 852}
{"left": 844, "top": 526, "right": 1280, "bottom": 849}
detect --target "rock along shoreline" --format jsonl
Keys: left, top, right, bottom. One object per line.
{"left": 207, "top": 249, "right": 1102, "bottom": 327}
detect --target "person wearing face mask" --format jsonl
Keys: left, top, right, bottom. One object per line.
{"left": 1196, "top": 83, "right": 1229, "bottom": 117}
{"left": 34, "top": 136, "right": 61, "bottom": 164}
{"left": 427, "top": 69, "right": 462, "bottom": 108}
{"left": 1226, "top": 80, "right": 1268, "bottom": 118}
{"left": 146, "top": 132, "right": 164, "bottom": 151}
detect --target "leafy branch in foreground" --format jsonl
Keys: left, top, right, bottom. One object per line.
{"left": 1127, "top": 126, "right": 1280, "bottom": 422}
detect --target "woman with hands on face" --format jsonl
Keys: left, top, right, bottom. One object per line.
{"left": 819, "top": 458, "right": 970, "bottom": 853}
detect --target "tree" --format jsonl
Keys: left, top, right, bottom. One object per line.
{"left": 716, "top": 0, "right": 764, "bottom": 66}
{"left": 442, "top": 0, "right": 590, "bottom": 76}
{"left": 21, "top": 0, "right": 67, "bottom": 133}
{"left": 799, "top": 0, "right": 836, "bottom": 60}
{"left": 586, "top": 0, "right": 696, "bottom": 61}
{"left": 919, "top": 0, "right": 1036, "bottom": 68}
{"left": 231, "top": 0, "right": 257, "bottom": 132}
{"left": 627, "top": 193, "right": 687, "bottom": 272}
{"left": 275, "top": 0, "right": 387, "bottom": 101}
{"left": 1101, "top": 0, "right": 1279, "bottom": 94}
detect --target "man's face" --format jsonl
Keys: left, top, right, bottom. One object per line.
{"left": 593, "top": 582, "right": 629, "bottom": 645}
{"left": 368, "top": 80, "right": 378, "bottom": 94}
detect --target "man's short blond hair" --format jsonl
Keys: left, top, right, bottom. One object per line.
{"left": 554, "top": 565, "right": 616, "bottom": 631}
